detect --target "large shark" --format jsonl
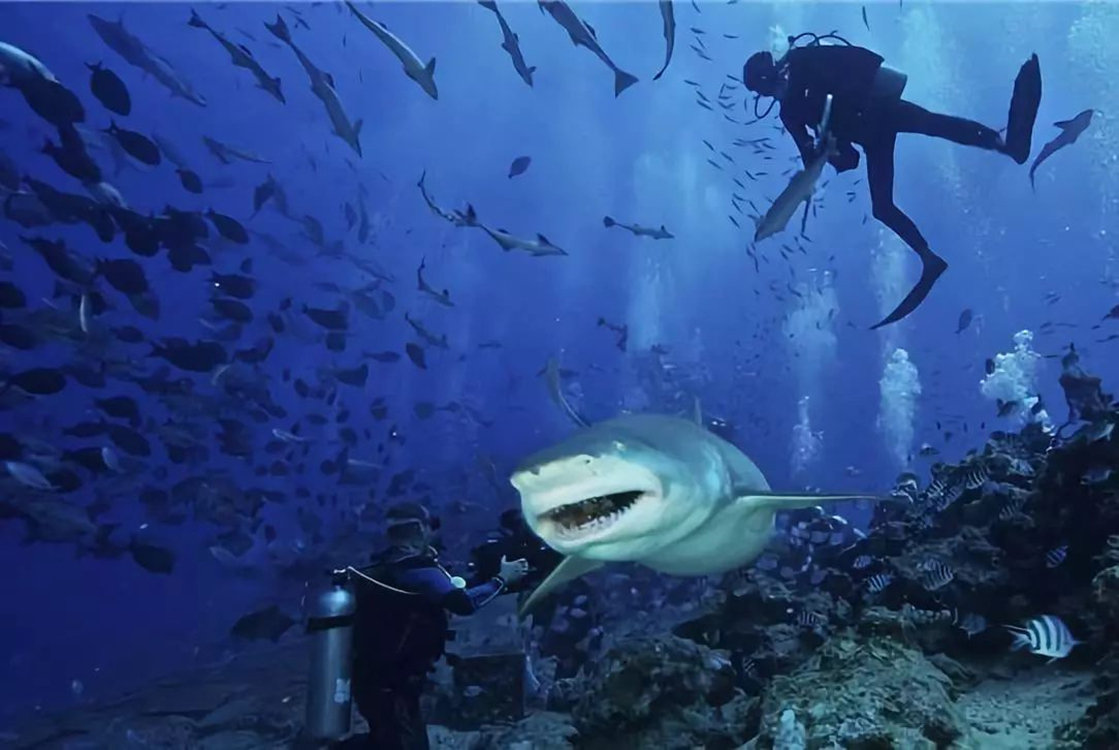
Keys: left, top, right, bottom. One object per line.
{"left": 753, "top": 135, "right": 834, "bottom": 243}
{"left": 538, "top": 0, "right": 638, "bottom": 97}
{"left": 511, "top": 373, "right": 881, "bottom": 615}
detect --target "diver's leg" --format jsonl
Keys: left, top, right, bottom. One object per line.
{"left": 892, "top": 100, "right": 1004, "bottom": 149}
{"left": 864, "top": 134, "right": 948, "bottom": 329}
{"left": 398, "top": 685, "right": 430, "bottom": 750}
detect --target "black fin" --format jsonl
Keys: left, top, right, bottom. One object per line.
{"left": 1005, "top": 54, "right": 1041, "bottom": 165}
{"left": 870, "top": 251, "right": 948, "bottom": 329}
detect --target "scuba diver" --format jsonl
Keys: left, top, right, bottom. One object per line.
{"left": 743, "top": 34, "right": 1042, "bottom": 329}
{"left": 342, "top": 502, "right": 529, "bottom": 750}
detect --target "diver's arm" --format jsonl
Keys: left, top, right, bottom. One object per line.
{"left": 395, "top": 564, "right": 506, "bottom": 615}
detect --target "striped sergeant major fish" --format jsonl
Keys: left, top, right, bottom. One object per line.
{"left": 1005, "top": 614, "right": 1079, "bottom": 663}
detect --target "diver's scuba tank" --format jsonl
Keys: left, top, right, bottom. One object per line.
{"left": 305, "top": 568, "right": 356, "bottom": 740}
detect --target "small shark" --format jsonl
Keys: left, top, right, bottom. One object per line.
{"left": 603, "top": 215, "right": 673, "bottom": 240}
{"left": 478, "top": 0, "right": 535, "bottom": 87}
{"left": 1029, "top": 109, "right": 1094, "bottom": 190}
{"left": 538, "top": 0, "right": 638, "bottom": 97}
{"left": 652, "top": 0, "right": 675, "bottom": 81}
{"left": 188, "top": 9, "right": 284, "bottom": 103}
{"left": 87, "top": 14, "right": 207, "bottom": 106}
{"left": 417, "top": 171, "right": 476, "bottom": 227}
{"left": 345, "top": 1, "right": 437, "bottom": 100}
{"left": 754, "top": 136, "right": 835, "bottom": 243}
{"left": 511, "top": 409, "right": 881, "bottom": 615}
{"left": 404, "top": 312, "right": 449, "bottom": 349}
{"left": 480, "top": 225, "right": 568, "bottom": 256}
{"left": 265, "top": 14, "right": 362, "bottom": 156}
{"left": 416, "top": 258, "right": 453, "bottom": 307}
{"left": 202, "top": 136, "right": 270, "bottom": 165}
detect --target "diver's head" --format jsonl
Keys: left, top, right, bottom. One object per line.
{"left": 386, "top": 501, "right": 441, "bottom": 551}
{"left": 743, "top": 51, "right": 783, "bottom": 98}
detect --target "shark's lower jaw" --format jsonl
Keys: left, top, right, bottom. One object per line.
{"left": 540, "top": 490, "right": 643, "bottom": 540}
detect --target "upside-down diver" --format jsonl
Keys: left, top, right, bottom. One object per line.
{"left": 743, "top": 33, "right": 1041, "bottom": 329}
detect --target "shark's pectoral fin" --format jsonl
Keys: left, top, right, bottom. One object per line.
{"left": 518, "top": 555, "right": 603, "bottom": 618}
{"left": 735, "top": 490, "right": 886, "bottom": 513}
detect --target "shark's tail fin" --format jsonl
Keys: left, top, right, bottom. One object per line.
{"left": 603, "top": 215, "right": 615, "bottom": 228}
{"left": 265, "top": 14, "right": 291, "bottom": 43}
{"left": 478, "top": 0, "right": 499, "bottom": 11}
{"left": 187, "top": 9, "right": 207, "bottom": 28}
{"left": 614, "top": 69, "right": 638, "bottom": 97}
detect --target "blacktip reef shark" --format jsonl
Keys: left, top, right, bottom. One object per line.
{"left": 87, "top": 13, "right": 207, "bottom": 106}
{"left": 345, "top": 1, "right": 438, "bottom": 100}
{"left": 538, "top": 0, "right": 638, "bottom": 97}
{"left": 1029, "top": 108, "right": 1094, "bottom": 190}
{"left": 510, "top": 358, "right": 885, "bottom": 616}
{"left": 603, "top": 215, "right": 674, "bottom": 240}
{"left": 477, "top": 0, "right": 536, "bottom": 88}
{"left": 652, "top": 0, "right": 676, "bottom": 81}
{"left": 265, "top": 14, "right": 363, "bottom": 156}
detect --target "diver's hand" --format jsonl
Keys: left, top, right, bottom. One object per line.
{"left": 499, "top": 555, "right": 530, "bottom": 584}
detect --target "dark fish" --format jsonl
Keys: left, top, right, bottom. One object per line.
{"left": 150, "top": 338, "right": 228, "bottom": 372}
{"left": 211, "top": 272, "right": 256, "bottom": 299}
{"left": 405, "top": 343, "right": 427, "bottom": 369}
{"left": 0, "top": 323, "right": 37, "bottom": 350}
{"left": 955, "top": 308, "right": 973, "bottom": 333}
{"left": 1030, "top": 110, "right": 1094, "bottom": 189}
{"left": 335, "top": 364, "right": 368, "bottom": 387}
{"left": 97, "top": 257, "right": 148, "bottom": 295}
{"left": 984, "top": 358, "right": 995, "bottom": 375}
{"left": 87, "top": 62, "right": 131, "bottom": 115}
{"left": 176, "top": 168, "right": 203, "bottom": 193}
{"left": 41, "top": 126, "right": 102, "bottom": 184}
{"left": 861, "top": 5, "right": 869, "bottom": 30}
{"left": 95, "top": 396, "right": 141, "bottom": 425}
{"left": 0, "top": 281, "right": 26, "bottom": 308}
{"left": 130, "top": 539, "right": 175, "bottom": 574}
{"left": 5, "top": 368, "right": 67, "bottom": 395}
{"left": 211, "top": 297, "right": 253, "bottom": 323}
{"left": 508, "top": 155, "right": 531, "bottom": 178}
{"left": 303, "top": 304, "right": 349, "bottom": 330}
{"left": 104, "top": 422, "right": 151, "bottom": 456}
{"left": 105, "top": 121, "right": 161, "bottom": 165}
{"left": 206, "top": 209, "right": 248, "bottom": 244}
{"left": 230, "top": 604, "right": 295, "bottom": 642}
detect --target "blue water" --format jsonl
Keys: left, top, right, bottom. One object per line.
{"left": 0, "top": 0, "right": 1115, "bottom": 725}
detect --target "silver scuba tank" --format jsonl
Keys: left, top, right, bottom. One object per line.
{"left": 305, "top": 569, "right": 356, "bottom": 740}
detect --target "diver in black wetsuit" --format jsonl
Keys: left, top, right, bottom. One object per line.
{"left": 342, "top": 502, "right": 529, "bottom": 750}
{"left": 743, "top": 35, "right": 1042, "bottom": 329}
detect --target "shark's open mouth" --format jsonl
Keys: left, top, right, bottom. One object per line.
{"left": 540, "top": 490, "right": 642, "bottom": 534}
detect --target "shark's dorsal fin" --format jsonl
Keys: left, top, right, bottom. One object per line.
{"left": 1054, "top": 118, "right": 1073, "bottom": 129}
{"left": 519, "top": 555, "right": 603, "bottom": 617}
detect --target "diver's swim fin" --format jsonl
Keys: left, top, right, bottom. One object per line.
{"left": 1004, "top": 53, "right": 1041, "bottom": 165}
{"left": 870, "top": 251, "right": 948, "bottom": 330}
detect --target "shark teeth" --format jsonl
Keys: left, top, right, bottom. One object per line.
{"left": 542, "top": 490, "right": 642, "bottom": 535}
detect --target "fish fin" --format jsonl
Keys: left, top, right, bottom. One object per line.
{"left": 188, "top": 8, "right": 206, "bottom": 27}
{"left": 1053, "top": 118, "right": 1073, "bottom": 128}
{"left": 519, "top": 555, "right": 603, "bottom": 617}
{"left": 354, "top": 119, "right": 364, "bottom": 135}
{"left": 425, "top": 57, "right": 436, "bottom": 75}
{"left": 602, "top": 215, "right": 614, "bottom": 227}
{"left": 585, "top": 21, "right": 597, "bottom": 38}
{"left": 736, "top": 491, "right": 888, "bottom": 511}
{"left": 614, "top": 69, "right": 639, "bottom": 97}
{"left": 536, "top": 232, "right": 551, "bottom": 244}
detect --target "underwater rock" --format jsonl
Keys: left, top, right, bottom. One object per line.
{"left": 569, "top": 634, "right": 757, "bottom": 749}
{"left": 755, "top": 635, "right": 965, "bottom": 749}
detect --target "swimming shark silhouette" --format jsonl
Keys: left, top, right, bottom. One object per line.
{"left": 510, "top": 361, "right": 882, "bottom": 616}
{"left": 1029, "top": 109, "right": 1094, "bottom": 190}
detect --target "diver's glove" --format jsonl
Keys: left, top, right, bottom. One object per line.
{"left": 499, "top": 555, "right": 530, "bottom": 585}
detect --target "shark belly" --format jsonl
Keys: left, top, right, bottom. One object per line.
{"left": 641, "top": 501, "right": 775, "bottom": 575}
